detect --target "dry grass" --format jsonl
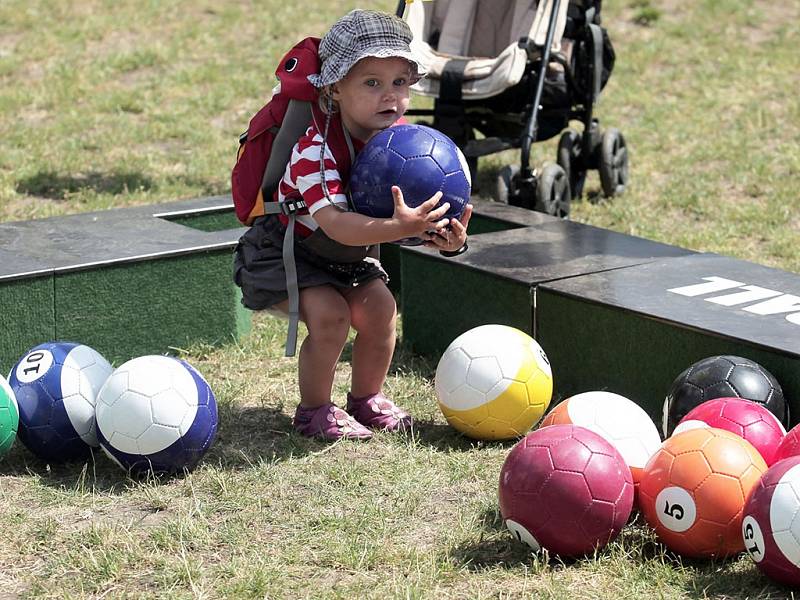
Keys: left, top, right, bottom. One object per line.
{"left": 1, "top": 0, "right": 800, "bottom": 597}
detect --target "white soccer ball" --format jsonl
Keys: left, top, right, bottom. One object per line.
{"left": 95, "top": 355, "right": 218, "bottom": 474}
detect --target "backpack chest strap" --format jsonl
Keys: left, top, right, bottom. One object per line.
{"left": 263, "top": 196, "right": 307, "bottom": 215}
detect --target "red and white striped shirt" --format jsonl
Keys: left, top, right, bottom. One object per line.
{"left": 276, "top": 124, "right": 363, "bottom": 238}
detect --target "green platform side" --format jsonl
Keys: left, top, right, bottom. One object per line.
{"left": 535, "top": 290, "right": 800, "bottom": 424}
{"left": 160, "top": 210, "right": 242, "bottom": 233}
{"left": 0, "top": 196, "right": 250, "bottom": 367}
{"left": 0, "top": 276, "right": 56, "bottom": 373}
{"left": 54, "top": 250, "right": 249, "bottom": 364}
{"left": 401, "top": 251, "right": 533, "bottom": 355}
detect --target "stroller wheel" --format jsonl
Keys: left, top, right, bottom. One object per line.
{"left": 557, "top": 129, "right": 587, "bottom": 200}
{"left": 599, "top": 128, "right": 629, "bottom": 198}
{"left": 495, "top": 164, "right": 520, "bottom": 204}
{"left": 535, "top": 163, "right": 571, "bottom": 218}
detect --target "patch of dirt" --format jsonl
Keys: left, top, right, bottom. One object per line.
{"left": 66, "top": 504, "right": 176, "bottom": 532}
{"left": 17, "top": 108, "right": 49, "bottom": 126}
{"left": 0, "top": 32, "right": 24, "bottom": 58}
{"left": 85, "top": 28, "right": 140, "bottom": 58}
{"left": 743, "top": 1, "right": 800, "bottom": 45}
{"left": 116, "top": 66, "right": 159, "bottom": 88}
{"left": 0, "top": 582, "right": 29, "bottom": 600}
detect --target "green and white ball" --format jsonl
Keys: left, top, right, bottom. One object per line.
{"left": 0, "top": 374, "right": 19, "bottom": 456}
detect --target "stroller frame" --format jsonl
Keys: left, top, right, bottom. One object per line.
{"left": 395, "top": 0, "right": 628, "bottom": 217}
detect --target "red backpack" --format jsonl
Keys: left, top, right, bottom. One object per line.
{"left": 231, "top": 37, "right": 354, "bottom": 226}
{"left": 231, "top": 38, "right": 359, "bottom": 357}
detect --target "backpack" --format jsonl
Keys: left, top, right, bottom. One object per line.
{"left": 231, "top": 37, "right": 357, "bottom": 356}
{"left": 231, "top": 37, "right": 359, "bottom": 226}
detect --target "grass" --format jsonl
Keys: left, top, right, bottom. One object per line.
{"left": 1, "top": 0, "right": 800, "bottom": 598}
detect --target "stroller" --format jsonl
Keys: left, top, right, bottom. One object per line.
{"left": 396, "top": 0, "right": 628, "bottom": 217}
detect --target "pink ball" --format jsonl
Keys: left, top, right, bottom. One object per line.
{"left": 774, "top": 424, "right": 800, "bottom": 463}
{"left": 498, "top": 424, "right": 634, "bottom": 557}
{"left": 673, "top": 397, "right": 786, "bottom": 465}
{"left": 742, "top": 456, "right": 800, "bottom": 586}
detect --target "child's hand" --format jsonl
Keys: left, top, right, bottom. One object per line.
{"left": 424, "top": 203, "right": 473, "bottom": 253}
{"left": 390, "top": 186, "right": 451, "bottom": 238}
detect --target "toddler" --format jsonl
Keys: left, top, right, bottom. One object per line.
{"left": 234, "top": 9, "right": 472, "bottom": 440}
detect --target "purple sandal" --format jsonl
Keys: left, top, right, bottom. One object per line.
{"left": 293, "top": 403, "right": 373, "bottom": 440}
{"left": 346, "top": 392, "right": 413, "bottom": 432}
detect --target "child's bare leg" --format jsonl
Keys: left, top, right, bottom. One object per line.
{"left": 342, "top": 279, "right": 410, "bottom": 431}
{"left": 343, "top": 279, "right": 397, "bottom": 397}
{"left": 276, "top": 285, "right": 351, "bottom": 408}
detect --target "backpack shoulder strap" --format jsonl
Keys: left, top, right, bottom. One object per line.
{"left": 260, "top": 98, "right": 313, "bottom": 213}
{"left": 261, "top": 36, "right": 322, "bottom": 214}
{"left": 279, "top": 109, "right": 354, "bottom": 357}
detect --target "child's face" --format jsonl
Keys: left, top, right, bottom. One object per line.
{"left": 332, "top": 56, "right": 413, "bottom": 141}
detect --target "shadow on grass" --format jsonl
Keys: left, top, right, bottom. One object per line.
{"left": 449, "top": 505, "right": 563, "bottom": 571}
{"left": 14, "top": 169, "right": 242, "bottom": 201}
{"left": 0, "top": 444, "right": 152, "bottom": 494}
{"left": 449, "top": 508, "right": 790, "bottom": 599}
{"left": 0, "top": 404, "right": 313, "bottom": 489}
{"left": 340, "top": 338, "right": 438, "bottom": 381}
{"left": 620, "top": 519, "right": 792, "bottom": 599}
{"left": 209, "top": 404, "right": 323, "bottom": 469}
{"left": 411, "top": 419, "right": 520, "bottom": 454}
{"left": 16, "top": 170, "right": 156, "bottom": 199}
{"left": 0, "top": 400, "right": 502, "bottom": 490}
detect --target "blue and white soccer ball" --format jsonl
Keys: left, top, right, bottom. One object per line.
{"left": 8, "top": 341, "right": 113, "bottom": 462}
{"left": 95, "top": 355, "right": 218, "bottom": 474}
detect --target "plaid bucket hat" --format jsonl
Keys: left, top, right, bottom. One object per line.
{"left": 308, "top": 9, "right": 426, "bottom": 88}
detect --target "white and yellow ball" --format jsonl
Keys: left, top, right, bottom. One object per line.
{"left": 434, "top": 325, "right": 553, "bottom": 440}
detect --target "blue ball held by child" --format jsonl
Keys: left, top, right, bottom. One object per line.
{"left": 349, "top": 124, "right": 471, "bottom": 243}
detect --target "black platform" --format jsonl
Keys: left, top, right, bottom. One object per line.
{"left": 536, "top": 253, "right": 800, "bottom": 420}
{"left": 400, "top": 203, "right": 694, "bottom": 356}
{"left": 4, "top": 197, "right": 799, "bottom": 429}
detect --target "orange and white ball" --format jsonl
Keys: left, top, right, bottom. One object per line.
{"left": 639, "top": 427, "right": 768, "bottom": 558}
{"left": 540, "top": 391, "right": 661, "bottom": 492}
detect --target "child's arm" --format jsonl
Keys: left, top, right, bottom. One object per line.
{"left": 313, "top": 186, "right": 451, "bottom": 246}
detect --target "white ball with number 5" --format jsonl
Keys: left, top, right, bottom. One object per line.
{"left": 742, "top": 456, "right": 800, "bottom": 586}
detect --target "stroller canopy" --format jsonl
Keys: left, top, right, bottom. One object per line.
{"left": 406, "top": 0, "right": 570, "bottom": 100}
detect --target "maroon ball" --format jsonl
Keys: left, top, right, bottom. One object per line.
{"left": 774, "top": 424, "right": 800, "bottom": 463}
{"left": 742, "top": 455, "right": 800, "bottom": 586}
{"left": 498, "top": 424, "right": 634, "bottom": 557}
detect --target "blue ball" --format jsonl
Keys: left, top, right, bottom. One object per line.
{"left": 349, "top": 124, "right": 471, "bottom": 244}
{"left": 95, "top": 355, "right": 218, "bottom": 475}
{"left": 8, "top": 341, "right": 113, "bottom": 462}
